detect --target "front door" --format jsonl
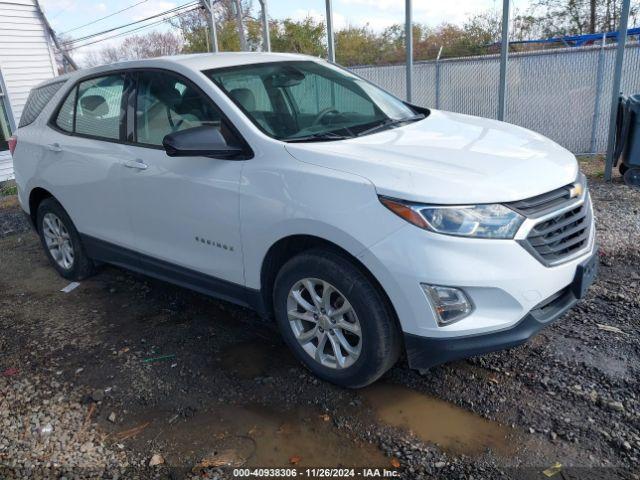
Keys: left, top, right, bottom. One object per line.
{"left": 121, "top": 70, "right": 245, "bottom": 286}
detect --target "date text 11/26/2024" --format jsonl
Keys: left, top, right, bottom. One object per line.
{"left": 232, "top": 468, "right": 400, "bottom": 478}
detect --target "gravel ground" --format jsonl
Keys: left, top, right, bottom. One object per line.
{"left": 0, "top": 162, "right": 639, "bottom": 480}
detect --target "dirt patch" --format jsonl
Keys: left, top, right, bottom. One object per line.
{"left": 121, "top": 404, "right": 388, "bottom": 470}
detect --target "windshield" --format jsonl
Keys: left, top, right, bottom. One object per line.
{"left": 204, "top": 61, "right": 423, "bottom": 142}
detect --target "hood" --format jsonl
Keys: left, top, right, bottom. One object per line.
{"left": 285, "top": 110, "right": 579, "bottom": 204}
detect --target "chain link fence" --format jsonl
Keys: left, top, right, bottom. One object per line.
{"left": 351, "top": 43, "right": 640, "bottom": 154}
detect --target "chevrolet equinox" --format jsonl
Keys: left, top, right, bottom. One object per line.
{"left": 10, "top": 53, "right": 598, "bottom": 387}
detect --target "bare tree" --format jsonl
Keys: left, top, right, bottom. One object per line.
{"left": 532, "top": 0, "right": 639, "bottom": 36}
{"left": 82, "top": 30, "right": 183, "bottom": 67}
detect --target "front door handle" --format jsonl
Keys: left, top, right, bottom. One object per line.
{"left": 122, "top": 159, "right": 148, "bottom": 170}
{"left": 46, "top": 143, "right": 62, "bottom": 153}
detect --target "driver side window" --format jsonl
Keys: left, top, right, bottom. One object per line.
{"left": 135, "top": 71, "right": 221, "bottom": 147}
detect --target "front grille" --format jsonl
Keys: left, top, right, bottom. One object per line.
{"left": 507, "top": 175, "right": 593, "bottom": 266}
{"left": 519, "top": 194, "right": 593, "bottom": 266}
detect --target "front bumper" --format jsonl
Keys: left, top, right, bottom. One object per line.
{"left": 404, "top": 251, "right": 598, "bottom": 370}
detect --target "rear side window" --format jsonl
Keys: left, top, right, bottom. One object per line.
{"left": 76, "top": 75, "right": 125, "bottom": 140}
{"left": 54, "top": 74, "right": 125, "bottom": 141}
{"left": 19, "top": 81, "right": 65, "bottom": 128}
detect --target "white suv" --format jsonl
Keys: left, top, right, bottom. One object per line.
{"left": 11, "top": 53, "right": 597, "bottom": 387}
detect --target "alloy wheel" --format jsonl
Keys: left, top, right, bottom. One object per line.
{"left": 287, "top": 277, "right": 362, "bottom": 369}
{"left": 42, "top": 212, "right": 75, "bottom": 270}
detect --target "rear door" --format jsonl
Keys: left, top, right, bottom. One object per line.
{"left": 119, "top": 69, "right": 246, "bottom": 285}
{"left": 40, "top": 73, "right": 136, "bottom": 249}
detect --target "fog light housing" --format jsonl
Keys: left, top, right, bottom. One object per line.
{"left": 421, "top": 284, "right": 473, "bottom": 326}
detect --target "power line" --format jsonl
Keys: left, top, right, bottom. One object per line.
{"left": 63, "top": 1, "right": 198, "bottom": 45}
{"left": 61, "top": 0, "right": 151, "bottom": 35}
{"left": 67, "top": 6, "right": 199, "bottom": 50}
{"left": 64, "top": 1, "right": 197, "bottom": 45}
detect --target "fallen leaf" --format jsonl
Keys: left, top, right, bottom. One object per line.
{"left": 289, "top": 455, "right": 301, "bottom": 465}
{"left": 542, "top": 462, "right": 562, "bottom": 477}
{"left": 113, "top": 422, "right": 151, "bottom": 441}
{"left": 320, "top": 414, "right": 330, "bottom": 422}
{"left": 489, "top": 377, "right": 499, "bottom": 385}
{"left": 390, "top": 458, "right": 401, "bottom": 468}
{"left": 596, "top": 324, "right": 624, "bottom": 334}
{"left": 1, "top": 368, "right": 19, "bottom": 377}
{"left": 83, "top": 403, "right": 96, "bottom": 426}
{"left": 149, "top": 453, "right": 164, "bottom": 467}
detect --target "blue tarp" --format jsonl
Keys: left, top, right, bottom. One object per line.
{"left": 508, "top": 27, "right": 640, "bottom": 47}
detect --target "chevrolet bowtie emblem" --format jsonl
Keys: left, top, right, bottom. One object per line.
{"left": 569, "top": 184, "right": 583, "bottom": 198}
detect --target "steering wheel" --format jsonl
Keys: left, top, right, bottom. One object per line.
{"left": 312, "top": 107, "right": 340, "bottom": 126}
{"left": 165, "top": 106, "right": 184, "bottom": 133}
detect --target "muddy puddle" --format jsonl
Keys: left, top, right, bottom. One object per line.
{"left": 118, "top": 404, "right": 387, "bottom": 468}
{"left": 362, "top": 384, "right": 515, "bottom": 456}
{"left": 220, "top": 339, "right": 296, "bottom": 379}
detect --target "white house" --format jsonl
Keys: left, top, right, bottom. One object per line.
{"left": 0, "top": 0, "right": 59, "bottom": 181}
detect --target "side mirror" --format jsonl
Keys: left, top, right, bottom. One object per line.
{"left": 162, "top": 125, "right": 246, "bottom": 159}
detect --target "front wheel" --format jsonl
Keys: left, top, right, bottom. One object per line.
{"left": 273, "top": 249, "right": 401, "bottom": 388}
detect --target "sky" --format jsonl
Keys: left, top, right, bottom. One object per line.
{"left": 39, "top": 0, "right": 515, "bottom": 62}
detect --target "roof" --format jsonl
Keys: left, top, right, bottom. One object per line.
{"left": 164, "top": 52, "right": 321, "bottom": 69}
{"left": 34, "top": 52, "right": 322, "bottom": 90}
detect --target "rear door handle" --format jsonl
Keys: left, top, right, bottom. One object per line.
{"left": 122, "top": 159, "right": 148, "bottom": 170}
{"left": 46, "top": 143, "right": 62, "bottom": 153}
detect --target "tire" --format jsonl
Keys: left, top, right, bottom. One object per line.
{"left": 36, "top": 197, "right": 96, "bottom": 281}
{"left": 273, "top": 249, "right": 401, "bottom": 388}
{"left": 623, "top": 167, "right": 640, "bottom": 188}
{"left": 619, "top": 163, "right": 629, "bottom": 176}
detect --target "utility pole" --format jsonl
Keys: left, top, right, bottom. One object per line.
{"left": 497, "top": 0, "right": 510, "bottom": 121}
{"left": 405, "top": 0, "right": 413, "bottom": 102}
{"left": 233, "top": 0, "right": 247, "bottom": 51}
{"left": 201, "top": 0, "right": 218, "bottom": 52}
{"left": 258, "top": 0, "right": 270, "bottom": 52}
{"left": 590, "top": 0, "right": 596, "bottom": 34}
{"left": 325, "top": 0, "right": 335, "bottom": 62}
{"left": 34, "top": 0, "right": 77, "bottom": 71}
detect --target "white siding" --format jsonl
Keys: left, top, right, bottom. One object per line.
{"left": 0, "top": 0, "right": 58, "bottom": 180}
{"left": 0, "top": 151, "right": 12, "bottom": 181}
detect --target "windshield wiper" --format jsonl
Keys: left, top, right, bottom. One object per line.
{"left": 285, "top": 131, "right": 353, "bottom": 143}
{"left": 356, "top": 114, "right": 425, "bottom": 137}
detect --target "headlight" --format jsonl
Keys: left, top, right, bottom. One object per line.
{"left": 379, "top": 197, "right": 524, "bottom": 239}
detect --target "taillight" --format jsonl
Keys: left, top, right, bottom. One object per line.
{"left": 8, "top": 135, "right": 17, "bottom": 156}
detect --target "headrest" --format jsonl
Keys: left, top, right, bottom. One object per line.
{"left": 80, "top": 95, "right": 108, "bottom": 116}
{"left": 149, "top": 81, "right": 182, "bottom": 109}
{"left": 230, "top": 88, "right": 256, "bottom": 112}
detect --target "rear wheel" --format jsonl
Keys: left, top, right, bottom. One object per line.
{"left": 36, "top": 198, "right": 96, "bottom": 280}
{"left": 273, "top": 249, "right": 401, "bottom": 388}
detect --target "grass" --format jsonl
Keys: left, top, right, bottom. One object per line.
{"left": 0, "top": 181, "right": 17, "bottom": 197}
{"left": 576, "top": 154, "right": 606, "bottom": 179}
